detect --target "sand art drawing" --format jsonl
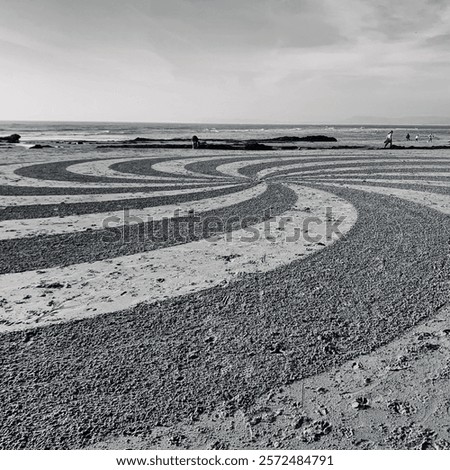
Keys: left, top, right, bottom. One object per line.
{"left": 1, "top": 144, "right": 450, "bottom": 450}
{"left": 3, "top": 0, "right": 450, "bottom": 464}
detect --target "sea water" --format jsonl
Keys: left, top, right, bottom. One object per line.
{"left": 0, "top": 121, "right": 449, "bottom": 147}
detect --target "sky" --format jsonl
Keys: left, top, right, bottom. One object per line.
{"left": 1, "top": 0, "right": 450, "bottom": 124}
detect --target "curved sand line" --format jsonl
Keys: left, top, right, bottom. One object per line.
{"left": 298, "top": 171, "right": 450, "bottom": 180}
{"left": 211, "top": 155, "right": 450, "bottom": 179}
{"left": 0, "top": 163, "right": 192, "bottom": 189}
{"left": 67, "top": 157, "right": 220, "bottom": 182}
{"left": 259, "top": 160, "right": 450, "bottom": 179}
{"left": 0, "top": 184, "right": 357, "bottom": 332}
{"left": 322, "top": 183, "right": 450, "bottom": 215}
{"left": 0, "top": 149, "right": 136, "bottom": 166}
{"left": 315, "top": 178, "right": 450, "bottom": 187}
{"left": 289, "top": 166, "right": 450, "bottom": 177}
{"left": 0, "top": 183, "right": 264, "bottom": 240}
{"left": 5, "top": 155, "right": 448, "bottom": 189}
{"left": 151, "top": 157, "right": 237, "bottom": 180}
{"left": 0, "top": 183, "right": 240, "bottom": 207}
{"left": 0, "top": 162, "right": 216, "bottom": 189}
{"left": 214, "top": 157, "right": 300, "bottom": 178}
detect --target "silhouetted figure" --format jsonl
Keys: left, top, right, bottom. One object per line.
{"left": 384, "top": 130, "right": 393, "bottom": 148}
{"left": 406, "top": 133, "right": 410, "bottom": 141}
{"left": 192, "top": 135, "right": 199, "bottom": 149}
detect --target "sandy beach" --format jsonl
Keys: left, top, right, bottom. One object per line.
{"left": 3, "top": 2, "right": 450, "bottom": 466}
{"left": 0, "top": 135, "right": 449, "bottom": 450}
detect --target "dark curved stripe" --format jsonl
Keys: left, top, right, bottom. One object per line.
{"left": 257, "top": 160, "right": 450, "bottom": 180}
{"left": 15, "top": 158, "right": 225, "bottom": 185}
{"left": 1, "top": 187, "right": 449, "bottom": 448}
{"left": 0, "top": 183, "right": 233, "bottom": 197}
{"left": 110, "top": 157, "right": 230, "bottom": 180}
{"left": 186, "top": 155, "right": 450, "bottom": 179}
{"left": 0, "top": 183, "right": 249, "bottom": 221}
{"left": 241, "top": 154, "right": 450, "bottom": 177}
{"left": 300, "top": 178, "right": 450, "bottom": 196}
{"left": 0, "top": 183, "right": 295, "bottom": 274}
{"left": 15, "top": 159, "right": 158, "bottom": 184}
{"left": 185, "top": 155, "right": 278, "bottom": 177}
{"left": 297, "top": 166, "right": 450, "bottom": 179}
{"left": 239, "top": 157, "right": 313, "bottom": 178}
{"left": 295, "top": 174, "right": 450, "bottom": 184}
{"left": 12, "top": 154, "right": 450, "bottom": 186}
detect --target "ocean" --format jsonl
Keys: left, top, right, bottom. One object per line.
{"left": 1, "top": 121, "right": 449, "bottom": 148}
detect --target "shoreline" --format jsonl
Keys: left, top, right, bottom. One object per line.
{"left": 2, "top": 131, "right": 449, "bottom": 151}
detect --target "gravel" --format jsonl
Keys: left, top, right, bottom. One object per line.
{"left": 0, "top": 183, "right": 248, "bottom": 221}
{"left": 15, "top": 158, "right": 203, "bottom": 184}
{"left": 1, "top": 186, "right": 449, "bottom": 449}
{"left": 0, "top": 183, "right": 223, "bottom": 196}
{"left": 0, "top": 183, "right": 295, "bottom": 274}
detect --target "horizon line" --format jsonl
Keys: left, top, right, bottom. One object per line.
{"left": 0, "top": 119, "right": 449, "bottom": 127}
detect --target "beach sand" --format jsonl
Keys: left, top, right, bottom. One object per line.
{"left": 1, "top": 142, "right": 449, "bottom": 449}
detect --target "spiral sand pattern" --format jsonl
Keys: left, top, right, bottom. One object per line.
{"left": 1, "top": 147, "right": 449, "bottom": 449}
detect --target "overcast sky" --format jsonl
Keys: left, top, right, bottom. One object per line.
{"left": 1, "top": 0, "right": 450, "bottom": 123}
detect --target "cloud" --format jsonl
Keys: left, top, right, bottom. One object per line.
{"left": 0, "top": 0, "right": 449, "bottom": 122}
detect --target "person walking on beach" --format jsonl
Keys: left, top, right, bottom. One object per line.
{"left": 384, "top": 130, "right": 394, "bottom": 148}
{"left": 406, "top": 133, "right": 410, "bottom": 141}
{"left": 415, "top": 135, "right": 419, "bottom": 141}
{"left": 192, "top": 135, "right": 199, "bottom": 149}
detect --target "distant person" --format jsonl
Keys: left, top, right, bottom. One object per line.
{"left": 384, "top": 130, "right": 394, "bottom": 148}
{"left": 428, "top": 134, "right": 433, "bottom": 142}
{"left": 192, "top": 135, "right": 199, "bottom": 149}
{"left": 415, "top": 135, "right": 419, "bottom": 141}
{"left": 406, "top": 133, "right": 410, "bottom": 141}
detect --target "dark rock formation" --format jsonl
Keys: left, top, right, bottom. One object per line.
{"left": 0, "top": 134, "right": 21, "bottom": 143}
{"left": 243, "top": 142, "right": 272, "bottom": 150}
{"left": 262, "top": 136, "right": 304, "bottom": 142}
{"left": 126, "top": 137, "right": 190, "bottom": 143}
{"left": 298, "top": 135, "right": 337, "bottom": 142}
{"left": 97, "top": 134, "right": 343, "bottom": 150}
{"left": 262, "top": 135, "right": 337, "bottom": 142}
{"left": 130, "top": 137, "right": 157, "bottom": 142}
{"left": 29, "top": 144, "right": 54, "bottom": 149}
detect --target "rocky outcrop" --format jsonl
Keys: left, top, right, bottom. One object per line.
{"left": 262, "top": 136, "right": 304, "bottom": 142}
{"left": 98, "top": 142, "right": 274, "bottom": 150}
{"left": 98, "top": 134, "right": 339, "bottom": 150}
{"left": 298, "top": 135, "right": 337, "bottom": 142}
{"left": 126, "top": 137, "right": 190, "bottom": 143}
{"left": 29, "top": 144, "right": 54, "bottom": 149}
{"left": 0, "top": 134, "right": 21, "bottom": 143}
{"left": 263, "top": 135, "right": 337, "bottom": 142}
{"left": 243, "top": 142, "right": 272, "bottom": 150}
{"left": 124, "top": 135, "right": 338, "bottom": 144}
